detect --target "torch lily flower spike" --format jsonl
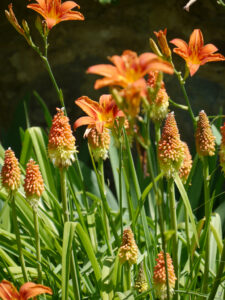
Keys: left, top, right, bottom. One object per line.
{"left": 27, "top": 0, "right": 84, "bottom": 29}
{"left": 0, "top": 280, "right": 52, "bottom": 300}
{"left": 170, "top": 29, "right": 225, "bottom": 76}
{"left": 87, "top": 50, "right": 174, "bottom": 89}
{"left": 74, "top": 94, "right": 124, "bottom": 133}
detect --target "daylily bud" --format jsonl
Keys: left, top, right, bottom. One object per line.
{"left": 195, "top": 110, "right": 215, "bottom": 156}
{"left": 154, "top": 29, "right": 172, "bottom": 58}
{"left": 85, "top": 127, "right": 110, "bottom": 161}
{"left": 153, "top": 251, "right": 177, "bottom": 300}
{"left": 135, "top": 262, "right": 148, "bottom": 293}
{"left": 179, "top": 142, "right": 193, "bottom": 183}
{"left": 24, "top": 159, "right": 44, "bottom": 211}
{"left": 158, "top": 112, "right": 184, "bottom": 178}
{"left": 118, "top": 228, "right": 138, "bottom": 266}
{"left": 219, "top": 122, "right": 225, "bottom": 174}
{"left": 1, "top": 148, "right": 21, "bottom": 192}
{"left": 5, "top": 4, "right": 32, "bottom": 46}
{"left": 48, "top": 108, "right": 76, "bottom": 168}
{"left": 149, "top": 38, "right": 163, "bottom": 57}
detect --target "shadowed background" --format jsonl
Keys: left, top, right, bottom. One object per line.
{"left": 0, "top": 0, "right": 225, "bottom": 154}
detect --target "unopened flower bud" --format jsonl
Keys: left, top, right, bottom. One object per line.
{"left": 48, "top": 108, "right": 76, "bottom": 168}
{"left": 24, "top": 159, "right": 44, "bottom": 210}
{"left": 118, "top": 228, "right": 138, "bottom": 266}
{"left": 179, "top": 142, "right": 192, "bottom": 183}
{"left": 153, "top": 251, "right": 177, "bottom": 300}
{"left": 1, "top": 148, "right": 21, "bottom": 192}
{"left": 149, "top": 38, "right": 163, "bottom": 57}
{"left": 195, "top": 110, "right": 215, "bottom": 156}
{"left": 154, "top": 29, "right": 172, "bottom": 58}
{"left": 158, "top": 112, "right": 184, "bottom": 178}
{"left": 135, "top": 262, "right": 148, "bottom": 293}
{"left": 85, "top": 127, "right": 110, "bottom": 161}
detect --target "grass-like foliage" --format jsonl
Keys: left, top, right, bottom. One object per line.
{"left": 1, "top": 2, "right": 225, "bottom": 300}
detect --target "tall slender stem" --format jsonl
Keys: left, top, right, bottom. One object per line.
{"left": 119, "top": 139, "right": 123, "bottom": 237}
{"left": 11, "top": 192, "right": 28, "bottom": 282}
{"left": 168, "top": 179, "right": 179, "bottom": 299}
{"left": 33, "top": 209, "right": 42, "bottom": 283}
{"left": 123, "top": 262, "right": 131, "bottom": 291}
{"left": 202, "top": 157, "right": 210, "bottom": 294}
{"left": 98, "top": 159, "right": 113, "bottom": 255}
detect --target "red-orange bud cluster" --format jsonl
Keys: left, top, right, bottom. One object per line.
{"left": 153, "top": 251, "right": 176, "bottom": 299}
{"left": 195, "top": 110, "right": 215, "bottom": 156}
{"left": 179, "top": 142, "right": 193, "bottom": 183}
{"left": 158, "top": 112, "right": 184, "bottom": 178}
{"left": 219, "top": 122, "right": 225, "bottom": 174}
{"left": 24, "top": 159, "right": 44, "bottom": 210}
{"left": 118, "top": 228, "right": 138, "bottom": 266}
{"left": 48, "top": 108, "right": 76, "bottom": 168}
{"left": 1, "top": 148, "right": 21, "bottom": 192}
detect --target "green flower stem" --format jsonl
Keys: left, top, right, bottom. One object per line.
{"left": 168, "top": 179, "right": 179, "bottom": 300}
{"left": 98, "top": 158, "right": 113, "bottom": 256}
{"left": 146, "top": 121, "right": 171, "bottom": 300}
{"left": 184, "top": 207, "right": 192, "bottom": 281}
{"left": 10, "top": 192, "right": 28, "bottom": 282}
{"left": 119, "top": 139, "right": 123, "bottom": 237}
{"left": 123, "top": 262, "right": 131, "bottom": 291}
{"left": 60, "top": 168, "right": 81, "bottom": 300}
{"left": 88, "top": 146, "right": 119, "bottom": 245}
{"left": 208, "top": 239, "right": 225, "bottom": 300}
{"left": 60, "top": 168, "right": 70, "bottom": 223}
{"left": 172, "top": 66, "right": 197, "bottom": 128}
{"left": 202, "top": 157, "right": 210, "bottom": 294}
{"left": 33, "top": 208, "right": 42, "bottom": 283}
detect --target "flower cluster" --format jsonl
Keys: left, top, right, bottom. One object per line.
{"left": 195, "top": 110, "right": 215, "bottom": 157}
{"left": 147, "top": 71, "right": 169, "bottom": 123}
{"left": 1, "top": 148, "right": 21, "bottom": 192}
{"left": 74, "top": 94, "right": 124, "bottom": 161}
{"left": 179, "top": 142, "right": 193, "bottom": 183}
{"left": 220, "top": 122, "right": 225, "bottom": 174}
{"left": 87, "top": 50, "right": 173, "bottom": 118}
{"left": 24, "top": 159, "right": 44, "bottom": 210}
{"left": 118, "top": 228, "right": 138, "bottom": 266}
{"left": 48, "top": 108, "right": 76, "bottom": 168}
{"left": 135, "top": 262, "right": 148, "bottom": 293}
{"left": 158, "top": 112, "right": 185, "bottom": 178}
{"left": 153, "top": 252, "right": 177, "bottom": 300}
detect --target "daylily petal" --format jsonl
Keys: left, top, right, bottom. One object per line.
{"left": 187, "top": 62, "right": 200, "bottom": 76}
{"left": 170, "top": 38, "right": 189, "bottom": 55}
{"left": 173, "top": 48, "right": 189, "bottom": 60}
{"left": 74, "top": 116, "right": 95, "bottom": 130}
{"left": 109, "top": 55, "right": 126, "bottom": 74}
{"left": 34, "top": 0, "right": 46, "bottom": 9}
{"left": 144, "top": 59, "right": 174, "bottom": 74}
{"left": 99, "top": 94, "right": 113, "bottom": 108}
{"left": 189, "top": 29, "right": 204, "bottom": 49}
{"left": 0, "top": 280, "right": 20, "bottom": 300}
{"left": 19, "top": 282, "right": 52, "bottom": 299}
{"left": 94, "top": 78, "right": 119, "bottom": 89}
{"left": 59, "top": 11, "right": 84, "bottom": 21}
{"left": 75, "top": 96, "right": 102, "bottom": 119}
{"left": 200, "top": 53, "right": 225, "bottom": 65}
{"left": 199, "top": 44, "right": 218, "bottom": 58}
{"left": 87, "top": 64, "right": 118, "bottom": 77}
{"left": 60, "top": 1, "right": 80, "bottom": 13}
{"left": 27, "top": 4, "right": 46, "bottom": 18}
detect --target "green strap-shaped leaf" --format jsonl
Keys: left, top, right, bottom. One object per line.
{"left": 175, "top": 174, "right": 199, "bottom": 247}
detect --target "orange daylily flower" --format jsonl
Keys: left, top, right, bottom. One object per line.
{"left": 74, "top": 94, "right": 124, "bottom": 133}
{"left": 170, "top": 29, "right": 225, "bottom": 76}
{"left": 154, "top": 28, "right": 171, "bottom": 58}
{"left": 0, "top": 280, "right": 52, "bottom": 300}
{"left": 27, "top": 0, "right": 84, "bottom": 29}
{"left": 87, "top": 50, "right": 174, "bottom": 89}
